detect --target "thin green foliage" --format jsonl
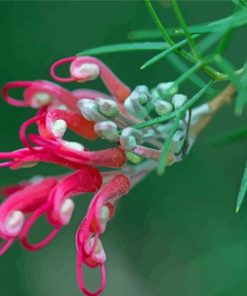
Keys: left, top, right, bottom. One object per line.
{"left": 171, "top": 0, "right": 201, "bottom": 59}
{"left": 235, "top": 61, "right": 247, "bottom": 115}
{"left": 208, "top": 127, "right": 247, "bottom": 145}
{"left": 157, "top": 113, "right": 182, "bottom": 175}
{"left": 145, "top": 0, "right": 175, "bottom": 45}
{"left": 141, "top": 35, "right": 199, "bottom": 69}
{"left": 214, "top": 55, "right": 240, "bottom": 88}
{"left": 78, "top": 42, "right": 168, "bottom": 56}
{"left": 236, "top": 159, "right": 247, "bottom": 212}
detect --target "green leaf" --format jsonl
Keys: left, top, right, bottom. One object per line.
{"left": 141, "top": 35, "right": 199, "bottom": 69}
{"left": 145, "top": 0, "right": 175, "bottom": 45}
{"left": 214, "top": 55, "right": 240, "bottom": 88}
{"left": 77, "top": 42, "right": 168, "bottom": 56}
{"left": 166, "top": 53, "right": 216, "bottom": 97}
{"left": 133, "top": 81, "right": 213, "bottom": 130}
{"left": 175, "top": 8, "right": 247, "bottom": 34}
{"left": 128, "top": 29, "right": 175, "bottom": 41}
{"left": 208, "top": 127, "right": 247, "bottom": 145}
{"left": 157, "top": 112, "right": 182, "bottom": 176}
{"left": 235, "top": 61, "right": 247, "bottom": 115}
{"left": 197, "top": 31, "right": 225, "bottom": 54}
{"left": 171, "top": 0, "right": 200, "bottom": 59}
{"left": 236, "top": 159, "right": 247, "bottom": 213}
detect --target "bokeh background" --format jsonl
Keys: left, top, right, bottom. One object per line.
{"left": 0, "top": 1, "right": 247, "bottom": 295}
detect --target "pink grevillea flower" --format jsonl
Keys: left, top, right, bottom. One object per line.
{"left": 76, "top": 174, "right": 130, "bottom": 296}
{"left": 50, "top": 56, "right": 131, "bottom": 103}
{"left": 20, "top": 167, "right": 102, "bottom": 251}
{"left": 0, "top": 176, "right": 58, "bottom": 255}
{"left": 1, "top": 53, "right": 208, "bottom": 296}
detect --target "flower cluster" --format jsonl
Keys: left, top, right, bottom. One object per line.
{"left": 0, "top": 55, "right": 213, "bottom": 295}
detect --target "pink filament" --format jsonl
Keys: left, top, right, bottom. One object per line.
{"left": 50, "top": 56, "right": 76, "bottom": 82}
{"left": 20, "top": 203, "right": 61, "bottom": 251}
{"left": 2, "top": 81, "right": 33, "bottom": 107}
{"left": 76, "top": 249, "right": 106, "bottom": 296}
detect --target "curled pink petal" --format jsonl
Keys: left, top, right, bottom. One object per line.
{"left": 76, "top": 248, "right": 106, "bottom": 296}
{"left": 51, "top": 56, "right": 131, "bottom": 102}
{"left": 2, "top": 81, "right": 33, "bottom": 107}
{"left": 50, "top": 56, "right": 76, "bottom": 82}
{"left": 28, "top": 134, "right": 126, "bottom": 168}
{"left": 20, "top": 203, "right": 61, "bottom": 252}
{"left": 47, "top": 167, "right": 102, "bottom": 226}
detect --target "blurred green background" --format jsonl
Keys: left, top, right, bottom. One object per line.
{"left": 0, "top": 1, "right": 247, "bottom": 295}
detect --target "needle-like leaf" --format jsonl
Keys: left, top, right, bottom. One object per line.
{"left": 236, "top": 159, "right": 247, "bottom": 213}
{"left": 77, "top": 42, "right": 168, "bottom": 56}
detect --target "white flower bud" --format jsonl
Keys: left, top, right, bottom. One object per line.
{"left": 5, "top": 211, "right": 25, "bottom": 235}
{"left": 51, "top": 119, "right": 67, "bottom": 138}
{"left": 154, "top": 100, "right": 173, "bottom": 115}
{"left": 96, "top": 98, "right": 119, "bottom": 118}
{"left": 32, "top": 92, "right": 52, "bottom": 107}
{"left": 157, "top": 82, "right": 177, "bottom": 99}
{"left": 76, "top": 63, "right": 100, "bottom": 81}
{"left": 94, "top": 121, "right": 119, "bottom": 141}
{"left": 172, "top": 94, "right": 187, "bottom": 109}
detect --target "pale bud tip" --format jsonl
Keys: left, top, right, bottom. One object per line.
{"left": 51, "top": 119, "right": 67, "bottom": 138}
{"left": 60, "top": 198, "right": 75, "bottom": 224}
{"left": 5, "top": 211, "right": 25, "bottom": 235}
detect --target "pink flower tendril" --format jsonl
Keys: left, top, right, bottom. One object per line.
{"left": 76, "top": 174, "right": 130, "bottom": 296}
{"left": 20, "top": 167, "right": 102, "bottom": 251}
{"left": 51, "top": 56, "right": 131, "bottom": 102}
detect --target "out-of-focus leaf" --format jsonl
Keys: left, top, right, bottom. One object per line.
{"left": 235, "top": 61, "right": 247, "bottom": 115}
{"left": 208, "top": 127, "right": 247, "bottom": 146}
{"left": 175, "top": 8, "right": 247, "bottom": 34}
{"left": 77, "top": 42, "right": 167, "bottom": 56}
{"left": 141, "top": 35, "right": 199, "bottom": 69}
{"left": 197, "top": 31, "right": 225, "bottom": 54}
{"left": 157, "top": 112, "right": 182, "bottom": 176}
{"left": 128, "top": 29, "right": 167, "bottom": 40}
{"left": 236, "top": 159, "right": 247, "bottom": 212}
{"left": 214, "top": 55, "right": 240, "bottom": 88}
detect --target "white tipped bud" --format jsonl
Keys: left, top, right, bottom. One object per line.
{"left": 172, "top": 130, "right": 185, "bottom": 154}
{"left": 77, "top": 63, "right": 100, "bottom": 81}
{"left": 172, "top": 94, "right": 187, "bottom": 109}
{"left": 77, "top": 99, "right": 101, "bottom": 121}
{"left": 120, "top": 127, "right": 143, "bottom": 151}
{"left": 154, "top": 100, "right": 173, "bottom": 115}
{"left": 124, "top": 94, "right": 148, "bottom": 119}
{"left": 96, "top": 98, "right": 119, "bottom": 118}
{"left": 100, "top": 205, "right": 110, "bottom": 233}
{"left": 5, "top": 211, "right": 25, "bottom": 235}
{"left": 51, "top": 119, "right": 67, "bottom": 138}
{"left": 32, "top": 92, "right": 52, "bottom": 107}
{"left": 135, "top": 85, "right": 149, "bottom": 94}
{"left": 157, "top": 82, "right": 177, "bottom": 99}
{"left": 100, "top": 206, "right": 110, "bottom": 224}
{"left": 63, "top": 140, "right": 84, "bottom": 152}
{"left": 59, "top": 198, "right": 75, "bottom": 225}
{"left": 94, "top": 121, "right": 119, "bottom": 141}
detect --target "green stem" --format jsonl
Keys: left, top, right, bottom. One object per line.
{"left": 171, "top": 0, "right": 201, "bottom": 59}
{"left": 145, "top": 0, "right": 175, "bottom": 45}
{"left": 157, "top": 112, "right": 182, "bottom": 175}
